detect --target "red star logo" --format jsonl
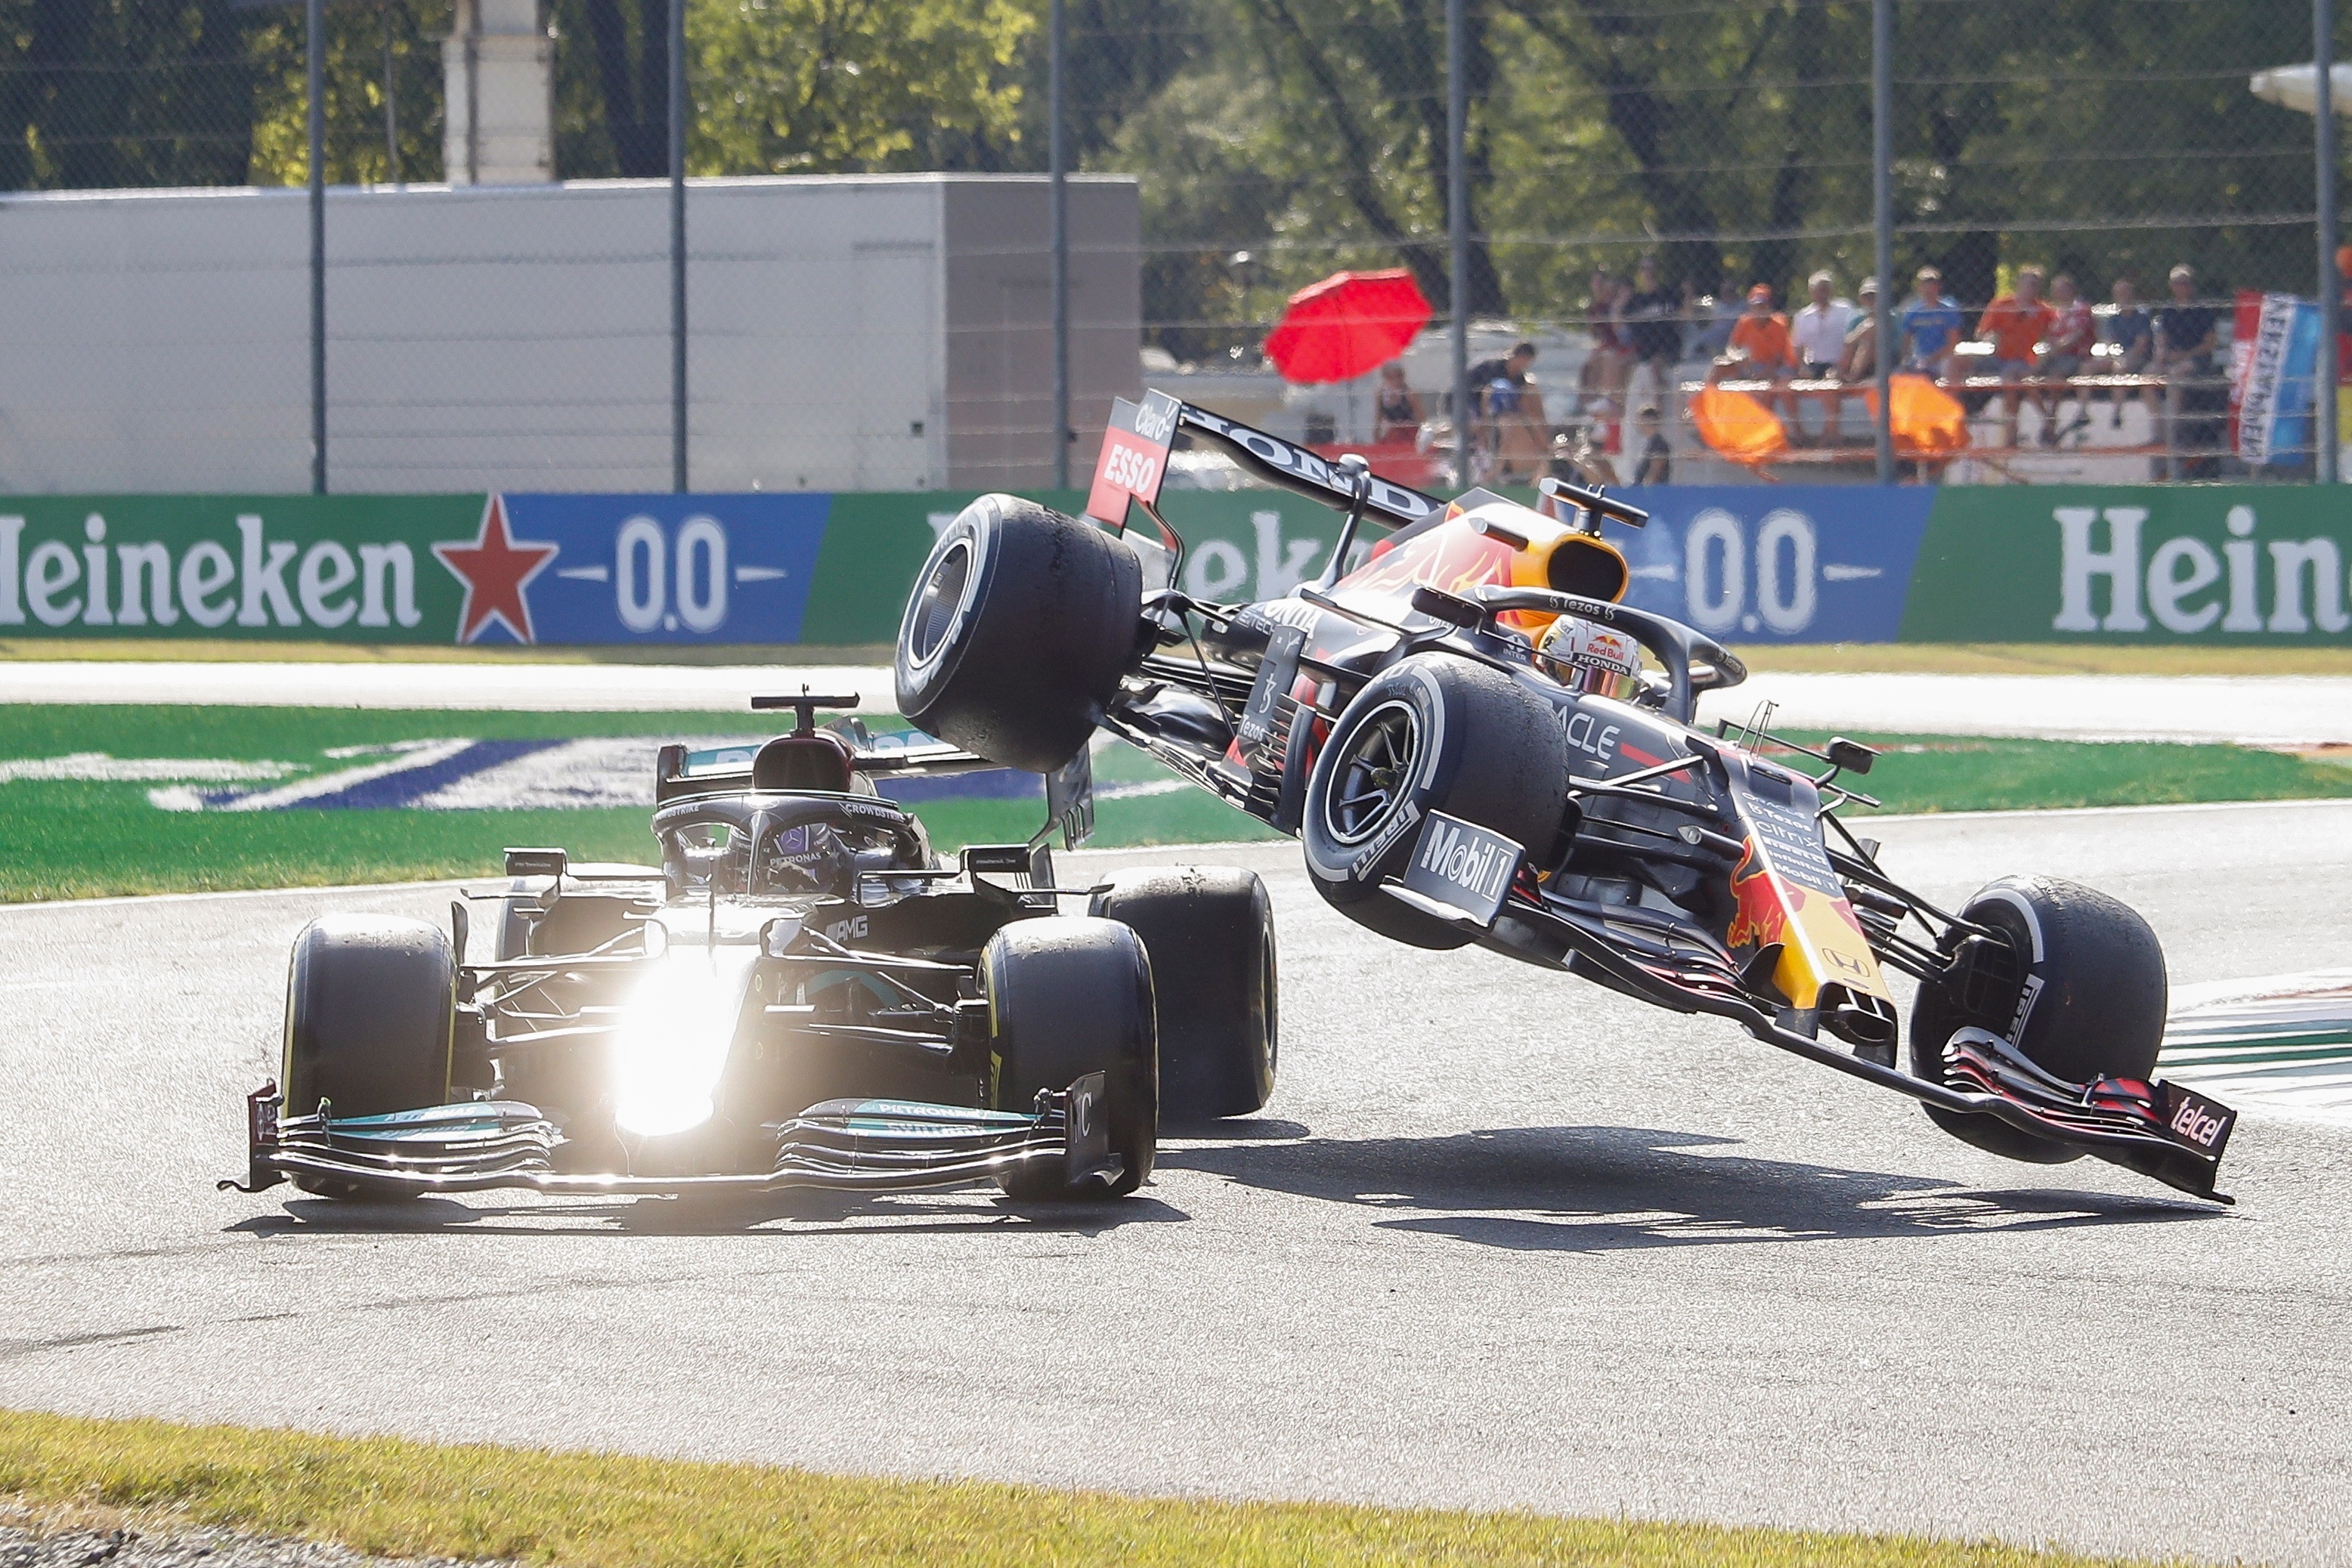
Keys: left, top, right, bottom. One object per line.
{"left": 432, "top": 495, "right": 559, "bottom": 644}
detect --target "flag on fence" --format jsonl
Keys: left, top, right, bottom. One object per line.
{"left": 2230, "top": 289, "right": 2323, "bottom": 467}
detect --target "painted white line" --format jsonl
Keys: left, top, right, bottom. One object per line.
{"left": 0, "top": 753, "right": 302, "bottom": 784}
{"left": 0, "top": 662, "right": 899, "bottom": 713}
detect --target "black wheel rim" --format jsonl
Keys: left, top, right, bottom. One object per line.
{"left": 1322, "top": 699, "right": 1420, "bottom": 846}
{"left": 908, "top": 539, "right": 973, "bottom": 668}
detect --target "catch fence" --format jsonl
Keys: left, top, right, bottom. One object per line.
{"left": 0, "top": 0, "right": 2341, "bottom": 489}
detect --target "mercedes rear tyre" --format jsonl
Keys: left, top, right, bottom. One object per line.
{"left": 895, "top": 494, "right": 1144, "bottom": 774}
{"left": 282, "top": 914, "right": 456, "bottom": 1198}
{"left": 1910, "top": 875, "right": 2168, "bottom": 1164}
{"left": 1300, "top": 654, "right": 1571, "bottom": 950}
{"left": 1091, "top": 866, "right": 1277, "bottom": 1121}
{"left": 984, "top": 917, "right": 1159, "bottom": 1200}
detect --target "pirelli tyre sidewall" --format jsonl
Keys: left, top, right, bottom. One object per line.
{"left": 983, "top": 915, "right": 1159, "bottom": 1200}
{"left": 1300, "top": 654, "right": 1571, "bottom": 951}
{"left": 1089, "top": 866, "right": 1277, "bottom": 1121}
{"left": 893, "top": 493, "right": 1144, "bottom": 775}
{"left": 282, "top": 914, "right": 456, "bottom": 1198}
{"left": 1911, "top": 874, "right": 2168, "bottom": 1164}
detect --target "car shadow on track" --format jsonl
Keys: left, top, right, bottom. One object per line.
{"left": 1159, "top": 1124, "right": 2220, "bottom": 1251}
{"left": 226, "top": 1192, "right": 1191, "bottom": 1239}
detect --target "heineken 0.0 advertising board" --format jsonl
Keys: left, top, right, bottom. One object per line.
{"left": 4, "top": 485, "right": 2347, "bottom": 648}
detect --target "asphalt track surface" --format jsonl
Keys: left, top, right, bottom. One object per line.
{"left": 9, "top": 660, "right": 2352, "bottom": 747}
{"left": 5, "top": 800, "right": 2350, "bottom": 1565}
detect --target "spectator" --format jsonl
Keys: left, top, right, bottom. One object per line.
{"left": 1791, "top": 271, "right": 1855, "bottom": 378}
{"left": 1712, "top": 283, "right": 1799, "bottom": 422}
{"left": 1899, "top": 265, "right": 1968, "bottom": 380}
{"left": 1373, "top": 361, "right": 1424, "bottom": 444}
{"left": 1976, "top": 264, "right": 2056, "bottom": 447}
{"left": 1622, "top": 255, "right": 1685, "bottom": 407}
{"left": 1549, "top": 422, "right": 1620, "bottom": 487}
{"left": 1467, "top": 340, "right": 1547, "bottom": 482}
{"left": 1632, "top": 403, "right": 1672, "bottom": 483}
{"left": 2103, "top": 275, "right": 2155, "bottom": 430}
{"left": 1790, "top": 269, "right": 1855, "bottom": 444}
{"left": 1836, "top": 277, "right": 1880, "bottom": 384}
{"left": 2036, "top": 272, "right": 2097, "bottom": 444}
{"left": 2154, "top": 263, "right": 2217, "bottom": 376}
{"left": 1580, "top": 267, "right": 1632, "bottom": 415}
{"left": 2154, "top": 263, "right": 2220, "bottom": 478}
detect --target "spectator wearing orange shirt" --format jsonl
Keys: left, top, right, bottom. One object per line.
{"left": 1977, "top": 264, "right": 2057, "bottom": 447}
{"left": 1710, "top": 283, "right": 1798, "bottom": 423}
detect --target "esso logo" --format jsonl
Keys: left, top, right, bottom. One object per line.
{"left": 1103, "top": 444, "right": 1159, "bottom": 495}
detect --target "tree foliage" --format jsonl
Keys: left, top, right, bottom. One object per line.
{"left": 0, "top": 0, "right": 2329, "bottom": 342}
{"left": 683, "top": 0, "right": 1035, "bottom": 175}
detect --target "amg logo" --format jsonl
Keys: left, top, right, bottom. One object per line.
{"left": 1416, "top": 818, "right": 1512, "bottom": 903}
{"left": 2171, "top": 1098, "right": 2228, "bottom": 1149}
{"left": 823, "top": 914, "right": 871, "bottom": 942}
{"left": 1348, "top": 799, "right": 1422, "bottom": 880}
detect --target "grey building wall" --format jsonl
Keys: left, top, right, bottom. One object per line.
{"left": 0, "top": 174, "right": 1139, "bottom": 494}
{"left": 942, "top": 177, "right": 1143, "bottom": 490}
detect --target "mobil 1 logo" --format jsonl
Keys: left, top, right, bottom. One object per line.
{"left": 1401, "top": 811, "right": 1523, "bottom": 928}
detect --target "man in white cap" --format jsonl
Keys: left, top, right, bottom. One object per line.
{"left": 1790, "top": 269, "right": 1855, "bottom": 444}
{"left": 1792, "top": 270, "right": 1855, "bottom": 379}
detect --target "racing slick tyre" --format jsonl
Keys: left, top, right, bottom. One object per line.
{"left": 983, "top": 916, "right": 1158, "bottom": 1200}
{"left": 1300, "top": 653, "right": 1571, "bottom": 950}
{"left": 895, "top": 493, "right": 1144, "bottom": 774}
{"left": 1909, "top": 876, "right": 2168, "bottom": 1164}
{"left": 1090, "top": 867, "right": 1277, "bottom": 1121}
{"left": 282, "top": 914, "right": 456, "bottom": 1198}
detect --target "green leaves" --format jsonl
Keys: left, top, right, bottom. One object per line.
{"left": 686, "top": 0, "right": 1038, "bottom": 175}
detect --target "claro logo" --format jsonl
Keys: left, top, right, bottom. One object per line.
{"left": 0, "top": 514, "right": 422, "bottom": 631}
{"left": 2053, "top": 505, "right": 2350, "bottom": 635}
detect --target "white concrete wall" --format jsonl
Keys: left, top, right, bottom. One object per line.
{"left": 0, "top": 174, "right": 1140, "bottom": 494}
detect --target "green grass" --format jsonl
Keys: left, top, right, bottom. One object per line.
{"left": 0, "top": 706, "right": 2343, "bottom": 904}
{"left": 8, "top": 637, "right": 2352, "bottom": 676}
{"left": 0, "top": 1409, "right": 2183, "bottom": 1568}
{"left": 0, "top": 706, "right": 1278, "bottom": 903}
{"left": 1773, "top": 731, "right": 2352, "bottom": 815}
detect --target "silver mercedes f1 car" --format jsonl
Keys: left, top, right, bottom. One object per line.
{"left": 227, "top": 694, "right": 1277, "bottom": 1205}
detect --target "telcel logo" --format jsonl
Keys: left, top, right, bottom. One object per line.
{"left": 2171, "top": 1099, "right": 2228, "bottom": 1149}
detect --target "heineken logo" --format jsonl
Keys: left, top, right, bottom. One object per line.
{"left": 0, "top": 491, "right": 825, "bottom": 646}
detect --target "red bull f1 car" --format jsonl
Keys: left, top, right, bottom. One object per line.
{"left": 227, "top": 693, "right": 1277, "bottom": 1205}
{"left": 890, "top": 392, "right": 2237, "bottom": 1202}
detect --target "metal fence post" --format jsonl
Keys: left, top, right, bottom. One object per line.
{"left": 308, "top": 0, "right": 326, "bottom": 495}
{"left": 1051, "top": 0, "right": 1069, "bottom": 490}
{"left": 669, "top": 0, "right": 688, "bottom": 493}
{"left": 2319, "top": 0, "right": 2339, "bottom": 484}
{"left": 1447, "top": 0, "right": 1468, "bottom": 488}
{"left": 1871, "top": 0, "right": 1895, "bottom": 486}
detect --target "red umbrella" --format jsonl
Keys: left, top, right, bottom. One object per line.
{"left": 1263, "top": 269, "right": 1434, "bottom": 385}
